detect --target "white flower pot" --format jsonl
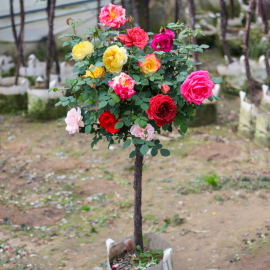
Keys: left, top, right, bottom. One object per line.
{"left": 106, "top": 233, "right": 173, "bottom": 270}
{"left": 0, "top": 76, "right": 29, "bottom": 113}
{"left": 27, "top": 88, "right": 66, "bottom": 120}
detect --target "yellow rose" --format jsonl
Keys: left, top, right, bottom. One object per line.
{"left": 103, "top": 45, "right": 127, "bottom": 74}
{"left": 83, "top": 65, "right": 106, "bottom": 88}
{"left": 72, "top": 41, "right": 94, "bottom": 60}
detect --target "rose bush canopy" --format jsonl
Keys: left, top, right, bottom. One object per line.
{"left": 55, "top": 3, "right": 221, "bottom": 157}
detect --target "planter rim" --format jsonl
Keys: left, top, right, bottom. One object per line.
{"left": 0, "top": 77, "right": 29, "bottom": 95}
{"left": 106, "top": 233, "right": 173, "bottom": 270}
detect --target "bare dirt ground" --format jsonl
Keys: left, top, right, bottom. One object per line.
{"left": 0, "top": 96, "right": 270, "bottom": 270}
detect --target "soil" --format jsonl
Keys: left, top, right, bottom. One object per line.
{"left": 0, "top": 96, "right": 270, "bottom": 270}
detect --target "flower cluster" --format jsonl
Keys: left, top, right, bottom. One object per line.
{"left": 57, "top": 4, "right": 220, "bottom": 157}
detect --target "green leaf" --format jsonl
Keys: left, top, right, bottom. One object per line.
{"left": 139, "top": 120, "right": 147, "bottom": 128}
{"left": 99, "top": 101, "right": 108, "bottom": 108}
{"left": 55, "top": 101, "right": 62, "bottom": 106}
{"left": 186, "top": 60, "right": 193, "bottom": 67}
{"left": 151, "top": 148, "right": 158, "bottom": 157}
{"left": 134, "top": 118, "right": 140, "bottom": 125}
{"left": 180, "top": 124, "right": 187, "bottom": 133}
{"left": 62, "top": 100, "right": 70, "bottom": 106}
{"left": 146, "top": 141, "right": 155, "bottom": 147}
{"left": 160, "top": 149, "right": 170, "bottom": 157}
{"left": 114, "top": 122, "right": 124, "bottom": 129}
{"left": 129, "top": 151, "right": 136, "bottom": 158}
{"left": 214, "top": 95, "right": 220, "bottom": 100}
{"left": 85, "top": 125, "right": 92, "bottom": 134}
{"left": 208, "top": 96, "right": 214, "bottom": 102}
{"left": 141, "top": 103, "right": 149, "bottom": 111}
{"left": 112, "top": 93, "right": 121, "bottom": 103}
{"left": 200, "top": 44, "right": 209, "bottom": 49}
{"left": 95, "top": 61, "right": 104, "bottom": 67}
{"left": 211, "top": 77, "right": 223, "bottom": 84}
{"left": 174, "top": 116, "right": 181, "bottom": 126}
{"left": 123, "top": 139, "right": 131, "bottom": 149}
{"left": 140, "top": 144, "right": 149, "bottom": 156}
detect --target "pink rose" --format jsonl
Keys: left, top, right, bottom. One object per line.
{"left": 180, "top": 70, "right": 215, "bottom": 105}
{"left": 151, "top": 28, "right": 174, "bottom": 52}
{"left": 161, "top": 84, "right": 170, "bottom": 93}
{"left": 65, "top": 107, "right": 84, "bottom": 134}
{"left": 130, "top": 123, "right": 155, "bottom": 141}
{"left": 109, "top": 72, "right": 136, "bottom": 101}
{"left": 99, "top": 4, "right": 127, "bottom": 29}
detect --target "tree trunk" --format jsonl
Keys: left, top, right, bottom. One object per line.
{"left": 134, "top": 151, "right": 143, "bottom": 250}
{"left": 47, "top": 0, "right": 60, "bottom": 81}
{"left": 220, "top": 0, "right": 233, "bottom": 63}
{"left": 177, "top": 0, "right": 185, "bottom": 24}
{"left": 187, "top": 0, "right": 199, "bottom": 68}
{"left": 264, "top": 30, "right": 270, "bottom": 78}
{"left": 145, "top": 0, "right": 150, "bottom": 31}
{"left": 46, "top": 0, "right": 55, "bottom": 89}
{"left": 130, "top": 0, "right": 139, "bottom": 26}
{"left": 258, "top": 0, "right": 268, "bottom": 34}
{"left": 9, "top": 0, "right": 18, "bottom": 49}
{"left": 230, "top": 0, "right": 235, "bottom": 18}
{"left": 15, "top": 0, "right": 25, "bottom": 85}
{"left": 111, "top": 0, "right": 115, "bottom": 3}
{"left": 121, "top": 0, "right": 125, "bottom": 8}
{"left": 11, "top": 0, "right": 26, "bottom": 68}
{"left": 97, "top": 0, "right": 101, "bottom": 24}
{"left": 244, "top": 0, "right": 256, "bottom": 103}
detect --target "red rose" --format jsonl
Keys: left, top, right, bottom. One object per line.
{"left": 118, "top": 26, "right": 149, "bottom": 50}
{"left": 146, "top": 94, "right": 177, "bottom": 127}
{"left": 99, "top": 111, "right": 120, "bottom": 134}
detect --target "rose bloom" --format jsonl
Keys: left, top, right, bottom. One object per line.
{"left": 181, "top": 70, "right": 215, "bottom": 105}
{"left": 130, "top": 123, "right": 155, "bottom": 141}
{"left": 118, "top": 27, "right": 149, "bottom": 50}
{"left": 161, "top": 84, "right": 170, "bottom": 93}
{"left": 83, "top": 65, "right": 106, "bottom": 88}
{"left": 72, "top": 41, "right": 94, "bottom": 60}
{"left": 65, "top": 107, "right": 84, "bottom": 134}
{"left": 146, "top": 94, "right": 177, "bottom": 127}
{"left": 99, "top": 3, "right": 127, "bottom": 29}
{"left": 99, "top": 111, "right": 120, "bottom": 134}
{"left": 138, "top": 54, "right": 161, "bottom": 74}
{"left": 151, "top": 28, "right": 174, "bottom": 52}
{"left": 103, "top": 45, "right": 128, "bottom": 73}
{"left": 109, "top": 72, "right": 136, "bottom": 101}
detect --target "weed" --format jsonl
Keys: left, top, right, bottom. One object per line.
{"left": 205, "top": 173, "right": 220, "bottom": 188}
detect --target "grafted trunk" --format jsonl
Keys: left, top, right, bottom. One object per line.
{"left": 220, "top": 0, "right": 233, "bottom": 63}
{"left": 258, "top": 0, "right": 268, "bottom": 34}
{"left": 130, "top": 0, "right": 139, "bottom": 26}
{"left": 134, "top": 151, "right": 143, "bottom": 250}
{"left": 15, "top": 0, "right": 25, "bottom": 85}
{"left": 187, "top": 0, "right": 199, "bottom": 68}
{"left": 46, "top": 0, "right": 56, "bottom": 89}
{"left": 230, "top": 0, "right": 235, "bottom": 18}
{"left": 244, "top": 0, "right": 256, "bottom": 103}
{"left": 145, "top": 0, "right": 150, "bottom": 31}
{"left": 264, "top": 30, "right": 270, "bottom": 78}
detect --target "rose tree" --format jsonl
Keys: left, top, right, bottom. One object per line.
{"left": 54, "top": 3, "right": 221, "bottom": 250}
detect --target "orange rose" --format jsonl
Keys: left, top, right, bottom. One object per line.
{"left": 138, "top": 53, "right": 161, "bottom": 75}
